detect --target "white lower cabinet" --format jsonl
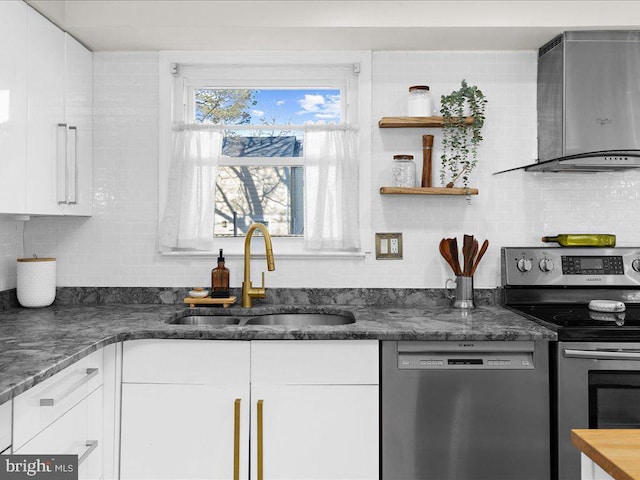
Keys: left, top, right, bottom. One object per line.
{"left": 119, "top": 340, "right": 251, "bottom": 480}
{"left": 14, "top": 387, "right": 103, "bottom": 480}
{"left": 250, "top": 384, "right": 378, "bottom": 480}
{"left": 581, "top": 453, "right": 615, "bottom": 480}
{"left": 120, "top": 383, "right": 250, "bottom": 480}
{"left": 0, "top": 400, "right": 11, "bottom": 454}
{"left": 11, "top": 344, "right": 117, "bottom": 480}
{"left": 119, "top": 339, "right": 379, "bottom": 480}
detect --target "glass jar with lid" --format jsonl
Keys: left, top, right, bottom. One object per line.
{"left": 392, "top": 155, "right": 416, "bottom": 187}
{"left": 407, "top": 85, "right": 434, "bottom": 117}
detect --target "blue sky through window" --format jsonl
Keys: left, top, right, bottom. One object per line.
{"left": 248, "top": 89, "right": 341, "bottom": 125}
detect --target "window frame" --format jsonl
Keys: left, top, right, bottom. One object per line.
{"left": 158, "top": 51, "right": 372, "bottom": 259}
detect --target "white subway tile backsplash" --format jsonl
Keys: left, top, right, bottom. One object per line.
{"left": 5, "top": 49, "right": 637, "bottom": 291}
{"left": 0, "top": 219, "right": 23, "bottom": 291}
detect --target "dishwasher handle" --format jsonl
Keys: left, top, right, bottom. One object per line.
{"left": 564, "top": 348, "right": 640, "bottom": 361}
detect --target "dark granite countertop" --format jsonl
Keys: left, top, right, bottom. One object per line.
{"left": 0, "top": 302, "right": 556, "bottom": 405}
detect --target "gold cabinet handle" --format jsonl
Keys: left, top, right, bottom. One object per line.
{"left": 234, "top": 398, "right": 241, "bottom": 480}
{"left": 257, "top": 399, "right": 264, "bottom": 480}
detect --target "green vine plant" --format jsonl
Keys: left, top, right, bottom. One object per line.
{"left": 439, "top": 80, "right": 487, "bottom": 189}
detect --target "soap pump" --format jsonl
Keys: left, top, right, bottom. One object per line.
{"left": 211, "top": 249, "right": 230, "bottom": 298}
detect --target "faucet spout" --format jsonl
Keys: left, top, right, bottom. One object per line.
{"left": 242, "top": 223, "right": 276, "bottom": 308}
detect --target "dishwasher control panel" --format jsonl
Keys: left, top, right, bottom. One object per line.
{"left": 397, "top": 341, "right": 535, "bottom": 370}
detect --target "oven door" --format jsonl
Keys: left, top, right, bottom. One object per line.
{"left": 556, "top": 341, "right": 640, "bottom": 480}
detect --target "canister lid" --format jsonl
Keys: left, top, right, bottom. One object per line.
{"left": 394, "top": 155, "right": 414, "bottom": 160}
{"left": 17, "top": 257, "right": 56, "bottom": 262}
{"left": 409, "top": 85, "right": 430, "bottom": 91}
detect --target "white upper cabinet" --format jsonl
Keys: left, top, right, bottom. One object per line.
{"left": 63, "top": 33, "right": 93, "bottom": 216}
{"left": 0, "top": 4, "right": 92, "bottom": 217}
{"left": 26, "top": 6, "right": 66, "bottom": 215}
{"left": 0, "top": 1, "right": 28, "bottom": 214}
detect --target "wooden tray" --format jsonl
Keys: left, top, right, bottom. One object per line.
{"left": 183, "top": 296, "right": 237, "bottom": 308}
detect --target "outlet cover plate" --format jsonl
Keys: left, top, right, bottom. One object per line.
{"left": 376, "top": 233, "right": 403, "bottom": 260}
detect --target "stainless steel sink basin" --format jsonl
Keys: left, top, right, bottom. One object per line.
{"left": 169, "top": 312, "right": 355, "bottom": 326}
{"left": 244, "top": 313, "right": 355, "bottom": 326}
{"left": 170, "top": 316, "right": 243, "bottom": 325}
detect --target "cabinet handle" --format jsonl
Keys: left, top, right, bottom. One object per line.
{"left": 78, "top": 440, "right": 98, "bottom": 465}
{"left": 67, "top": 126, "right": 78, "bottom": 205}
{"left": 257, "top": 399, "right": 264, "bottom": 480}
{"left": 57, "top": 123, "right": 68, "bottom": 204}
{"left": 40, "top": 368, "right": 99, "bottom": 406}
{"left": 233, "top": 398, "right": 241, "bottom": 480}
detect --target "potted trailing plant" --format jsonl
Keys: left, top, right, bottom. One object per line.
{"left": 439, "top": 79, "right": 487, "bottom": 189}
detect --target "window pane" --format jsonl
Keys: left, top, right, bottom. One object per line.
{"left": 214, "top": 166, "right": 304, "bottom": 237}
{"left": 222, "top": 132, "right": 303, "bottom": 158}
{"left": 195, "top": 87, "right": 339, "bottom": 237}
{"left": 194, "top": 88, "right": 341, "bottom": 125}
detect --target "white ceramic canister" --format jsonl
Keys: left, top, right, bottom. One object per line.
{"left": 17, "top": 257, "right": 56, "bottom": 308}
{"left": 407, "top": 85, "right": 434, "bottom": 117}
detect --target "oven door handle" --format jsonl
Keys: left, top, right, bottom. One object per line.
{"left": 564, "top": 349, "right": 640, "bottom": 360}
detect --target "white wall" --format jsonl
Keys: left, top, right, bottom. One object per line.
{"left": 0, "top": 219, "right": 23, "bottom": 291}
{"left": 13, "top": 50, "right": 640, "bottom": 290}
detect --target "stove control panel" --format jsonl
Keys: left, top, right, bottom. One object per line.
{"left": 502, "top": 247, "right": 640, "bottom": 286}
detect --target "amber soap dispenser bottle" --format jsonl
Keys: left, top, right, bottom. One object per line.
{"left": 211, "top": 249, "right": 230, "bottom": 298}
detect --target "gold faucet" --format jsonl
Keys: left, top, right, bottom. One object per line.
{"left": 242, "top": 223, "right": 276, "bottom": 308}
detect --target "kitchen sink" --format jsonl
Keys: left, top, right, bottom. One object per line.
{"left": 243, "top": 313, "right": 355, "bottom": 326}
{"left": 169, "top": 312, "right": 355, "bottom": 326}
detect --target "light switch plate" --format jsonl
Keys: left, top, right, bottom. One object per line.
{"left": 376, "top": 233, "right": 403, "bottom": 259}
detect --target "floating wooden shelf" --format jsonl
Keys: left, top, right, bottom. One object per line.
{"left": 380, "top": 186, "right": 479, "bottom": 196}
{"left": 184, "top": 296, "right": 237, "bottom": 308}
{"left": 378, "top": 116, "right": 474, "bottom": 128}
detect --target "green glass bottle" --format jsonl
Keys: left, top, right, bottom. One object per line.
{"left": 541, "top": 234, "right": 616, "bottom": 247}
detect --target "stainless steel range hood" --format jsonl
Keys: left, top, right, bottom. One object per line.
{"left": 497, "top": 31, "right": 640, "bottom": 174}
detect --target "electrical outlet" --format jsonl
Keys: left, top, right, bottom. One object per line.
{"left": 376, "top": 233, "right": 403, "bottom": 260}
{"left": 390, "top": 238, "right": 399, "bottom": 254}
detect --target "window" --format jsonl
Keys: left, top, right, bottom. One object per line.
{"left": 190, "top": 87, "right": 341, "bottom": 237}
{"left": 159, "top": 52, "right": 371, "bottom": 255}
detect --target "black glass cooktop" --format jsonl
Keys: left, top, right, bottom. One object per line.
{"left": 511, "top": 304, "right": 640, "bottom": 341}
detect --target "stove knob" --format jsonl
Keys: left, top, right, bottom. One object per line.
{"left": 517, "top": 258, "right": 533, "bottom": 273}
{"left": 632, "top": 259, "right": 640, "bottom": 273}
{"left": 539, "top": 258, "right": 554, "bottom": 272}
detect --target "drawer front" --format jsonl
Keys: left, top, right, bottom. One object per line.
{"left": 122, "top": 339, "right": 250, "bottom": 385}
{"left": 14, "top": 387, "right": 103, "bottom": 480}
{"left": 13, "top": 348, "right": 104, "bottom": 450}
{"left": 0, "top": 401, "right": 10, "bottom": 453}
{"left": 251, "top": 340, "right": 379, "bottom": 385}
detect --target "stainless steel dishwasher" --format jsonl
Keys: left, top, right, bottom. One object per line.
{"left": 382, "top": 341, "right": 550, "bottom": 480}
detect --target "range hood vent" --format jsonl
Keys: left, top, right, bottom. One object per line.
{"left": 496, "top": 150, "right": 640, "bottom": 174}
{"left": 497, "top": 31, "right": 640, "bottom": 174}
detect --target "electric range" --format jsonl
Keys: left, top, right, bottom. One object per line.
{"left": 502, "top": 246, "right": 640, "bottom": 341}
{"left": 502, "top": 246, "right": 640, "bottom": 480}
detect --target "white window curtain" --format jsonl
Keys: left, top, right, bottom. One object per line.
{"left": 160, "top": 124, "right": 222, "bottom": 251}
{"left": 304, "top": 125, "right": 360, "bottom": 252}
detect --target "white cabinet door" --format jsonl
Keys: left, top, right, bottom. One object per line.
{"left": 0, "top": 0, "right": 28, "bottom": 214}
{"left": 581, "top": 453, "right": 615, "bottom": 480}
{"left": 63, "top": 33, "right": 92, "bottom": 216}
{"left": 26, "top": 7, "right": 65, "bottom": 215}
{"left": 15, "top": 387, "right": 103, "bottom": 480}
{"left": 0, "top": 400, "right": 11, "bottom": 453}
{"left": 250, "top": 384, "right": 379, "bottom": 480}
{"left": 120, "top": 383, "right": 250, "bottom": 480}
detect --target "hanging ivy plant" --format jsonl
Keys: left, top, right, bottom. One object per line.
{"left": 439, "top": 80, "right": 487, "bottom": 189}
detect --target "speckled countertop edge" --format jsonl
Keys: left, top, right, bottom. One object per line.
{"left": 0, "top": 302, "right": 557, "bottom": 405}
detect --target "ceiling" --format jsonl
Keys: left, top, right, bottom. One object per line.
{"left": 25, "top": 0, "right": 640, "bottom": 51}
